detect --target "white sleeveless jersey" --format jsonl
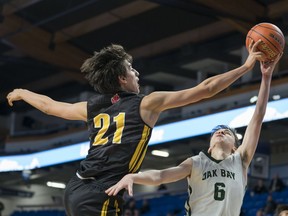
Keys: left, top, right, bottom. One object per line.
{"left": 185, "top": 151, "right": 246, "bottom": 216}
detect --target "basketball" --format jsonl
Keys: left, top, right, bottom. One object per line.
{"left": 246, "top": 23, "right": 285, "bottom": 61}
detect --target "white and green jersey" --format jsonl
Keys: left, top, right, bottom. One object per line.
{"left": 185, "top": 151, "right": 246, "bottom": 216}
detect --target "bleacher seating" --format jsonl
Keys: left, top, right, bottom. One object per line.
{"left": 11, "top": 210, "right": 65, "bottom": 216}
{"left": 10, "top": 187, "right": 288, "bottom": 216}
{"left": 241, "top": 188, "right": 288, "bottom": 216}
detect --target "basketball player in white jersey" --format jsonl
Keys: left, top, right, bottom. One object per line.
{"left": 106, "top": 52, "right": 282, "bottom": 215}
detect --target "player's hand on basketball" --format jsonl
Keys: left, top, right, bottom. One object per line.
{"left": 245, "top": 40, "right": 265, "bottom": 68}
{"left": 6, "top": 89, "right": 24, "bottom": 106}
{"left": 105, "top": 174, "right": 134, "bottom": 197}
{"left": 260, "top": 52, "right": 283, "bottom": 76}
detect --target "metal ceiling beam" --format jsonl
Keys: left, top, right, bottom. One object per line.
{"left": 2, "top": 0, "right": 101, "bottom": 40}
{"left": 129, "top": 21, "right": 235, "bottom": 59}
{"left": 1, "top": 14, "right": 88, "bottom": 70}
{"left": 0, "top": 12, "right": 89, "bottom": 101}
{"left": 193, "top": 0, "right": 265, "bottom": 34}
{"left": 54, "top": 0, "right": 159, "bottom": 43}
{"left": 134, "top": 33, "right": 243, "bottom": 77}
{"left": 3, "top": 0, "right": 43, "bottom": 16}
{"left": 268, "top": 0, "right": 288, "bottom": 18}
{"left": 148, "top": 0, "right": 258, "bottom": 23}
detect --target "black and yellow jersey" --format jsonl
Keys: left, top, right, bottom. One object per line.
{"left": 77, "top": 92, "right": 152, "bottom": 187}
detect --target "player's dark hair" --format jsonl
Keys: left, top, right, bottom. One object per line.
{"left": 211, "top": 125, "right": 240, "bottom": 148}
{"left": 80, "top": 44, "right": 132, "bottom": 94}
{"left": 276, "top": 204, "right": 288, "bottom": 215}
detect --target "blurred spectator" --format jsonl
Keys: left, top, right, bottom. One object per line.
{"left": 140, "top": 199, "right": 150, "bottom": 214}
{"left": 263, "top": 195, "right": 277, "bottom": 215}
{"left": 134, "top": 209, "right": 140, "bottom": 216}
{"left": 253, "top": 179, "right": 268, "bottom": 194}
{"left": 124, "top": 209, "right": 132, "bottom": 216}
{"left": 158, "top": 184, "right": 167, "bottom": 191}
{"left": 269, "top": 174, "right": 285, "bottom": 193}
{"left": 124, "top": 198, "right": 139, "bottom": 216}
{"left": 256, "top": 208, "right": 264, "bottom": 216}
{"left": 128, "top": 198, "right": 137, "bottom": 211}
{"left": 0, "top": 201, "right": 3, "bottom": 216}
{"left": 158, "top": 183, "right": 169, "bottom": 195}
{"left": 276, "top": 204, "right": 288, "bottom": 216}
{"left": 166, "top": 212, "right": 176, "bottom": 216}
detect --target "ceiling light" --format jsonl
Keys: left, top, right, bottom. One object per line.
{"left": 236, "top": 133, "right": 243, "bottom": 140}
{"left": 47, "top": 181, "right": 66, "bottom": 189}
{"left": 151, "top": 150, "right": 169, "bottom": 157}
{"left": 250, "top": 96, "right": 258, "bottom": 103}
{"left": 272, "top": 95, "right": 281, "bottom": 100}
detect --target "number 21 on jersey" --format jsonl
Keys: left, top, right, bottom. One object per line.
{"left": 93, "top": 113, "right": 125, "bottom": 145}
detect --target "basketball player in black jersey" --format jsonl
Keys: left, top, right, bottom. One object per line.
{"left": 7, "top": 41, "right": 264, "bottom": 216}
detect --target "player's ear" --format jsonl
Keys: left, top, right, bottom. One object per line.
{"left": 118, "top": 75, "right": 127, "bottom": 84}
{"left": 231, "top": 146, "right": 237, "bottom": 153}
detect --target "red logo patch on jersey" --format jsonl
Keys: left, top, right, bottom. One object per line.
{"left": 111, "top": 94, "right": 120, "bottom": 104}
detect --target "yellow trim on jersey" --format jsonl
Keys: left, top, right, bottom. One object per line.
{"left": 101, "top": 199, "right": 110, "bottom": 216}
{"left": 114, "top": 199, "right": 119, "bottom": 216}
{"left": 129, "top": 125, "right": 151, "bottom": 172}
{"left": 132, "top": 143, "right": 149, "bottom": 172}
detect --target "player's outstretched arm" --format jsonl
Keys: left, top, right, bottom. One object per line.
{"left": 142, "top": 40, "right": 264, "bottom": 115}
{"left": 7, "top": 89, "right": 87, "bottom": 121}
{"left": 237, "top": 53, "right": 282, "bottom": 169}
{"left": 106, "top": 158, "right": 192, "bottom": 196}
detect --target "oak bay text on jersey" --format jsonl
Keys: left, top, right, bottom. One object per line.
{"left": 202, "top": 169, "right": 235, "bottom": 180}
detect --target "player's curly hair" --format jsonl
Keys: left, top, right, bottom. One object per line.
{"left": 80, "top": 44, "right": 132, "bottom": 94}
{"left": 211, "top": 125, "right": 240, "bottom": 148}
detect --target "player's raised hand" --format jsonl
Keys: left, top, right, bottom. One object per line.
{"left": 260, "top": 52, "right": 283, "bottom": 76}
{"left": 245, "top": 40, "right": 265, "bottom": 69}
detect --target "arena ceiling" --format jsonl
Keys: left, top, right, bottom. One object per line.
{"left": 0, "top": 0, "right": 288, "bottom": 190}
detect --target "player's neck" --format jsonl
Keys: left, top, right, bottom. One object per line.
{"left": 211, "top": 148, "right": 231, "bottom": 160}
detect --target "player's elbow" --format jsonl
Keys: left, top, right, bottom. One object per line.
{"left": 200, "top": 83, "right": 218, "bottom": 98}
{"left": 41, "top": 102, "right": 61, "bottom": 117}
{"left": 145, "top": 171, "right": 164, "bottom": 186}
{"left": 40, "top": 102, "right": 51, "bottom": 115}
{"left": 37, "top": 96, "right": 56, "bottom": 115}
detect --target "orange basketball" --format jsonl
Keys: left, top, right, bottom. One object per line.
{"left": 246, "top": 23, "right": 285, "bottom": 61}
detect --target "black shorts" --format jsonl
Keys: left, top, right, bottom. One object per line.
{"left": 64, "top": 175, "right": 124, "bottom": 216}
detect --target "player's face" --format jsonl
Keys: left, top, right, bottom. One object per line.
{"left": 121, "top": 60, "right": 140, "bottom": 94}
{"left": 210, "top": 129, "right": 236, "bottom": 149}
